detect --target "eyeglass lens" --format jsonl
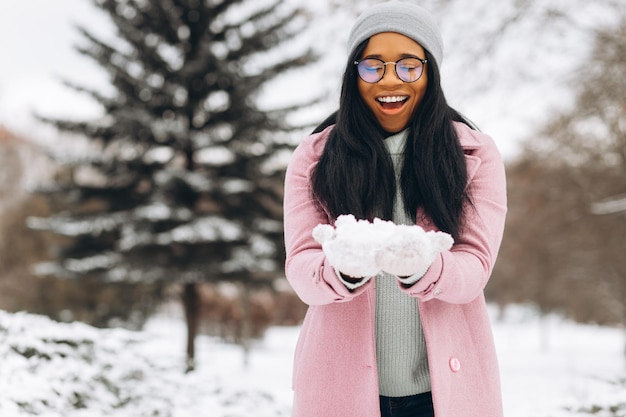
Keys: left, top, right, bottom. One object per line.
{"left": 356, "top": 58, "right": 425, "bottom": 83}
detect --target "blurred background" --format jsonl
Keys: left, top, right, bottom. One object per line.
{"left": 0, "top": 0, "right": 625, "bottom": 415}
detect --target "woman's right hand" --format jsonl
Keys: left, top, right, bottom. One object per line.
{"left": 312, "top": 214, "right": 395, "bottom": 278}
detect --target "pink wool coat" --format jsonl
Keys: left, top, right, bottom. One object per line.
{"left": 283, "top": 122, "right": 507, "bottom": 417}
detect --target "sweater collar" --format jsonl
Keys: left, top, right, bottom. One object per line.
{"left": 383, "top": 129, "right": 408, "bottom": 155}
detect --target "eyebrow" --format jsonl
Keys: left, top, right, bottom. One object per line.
{"left": 362, "top": 53, "right": 424, "bottom": 60}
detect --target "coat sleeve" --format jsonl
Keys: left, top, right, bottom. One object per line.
{"left": 283, "top": 128, "right": 373, "bottom": 306}
{"left": 402, "top": 126, "right": 508, "bottom": 304}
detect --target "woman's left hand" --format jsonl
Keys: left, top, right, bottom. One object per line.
{"left": 376, "top": 225, "right": 453, "bottom": 279}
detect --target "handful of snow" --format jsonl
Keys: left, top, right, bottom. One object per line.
{"left": 376, "top": 223, "right": 454, "bottom": 278}
{"left": 313, "top": 215, "right": 395, "bottom": 278}
{"left": 313, "top": 214, "right": 453, "bottom": 279}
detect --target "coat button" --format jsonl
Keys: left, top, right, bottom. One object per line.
{"left": 449, "top": 357, "right": 461, "bottom": 372}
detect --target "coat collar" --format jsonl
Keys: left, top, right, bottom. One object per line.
{"left": 453, "top": 121, "right": 483, "bottom": 151}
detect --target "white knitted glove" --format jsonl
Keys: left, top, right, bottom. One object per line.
{"left": 376, "top": 224, "right": 454, "bottom": 279}
{"left": 312, "top": 214, "right": 395, "bottom": 278}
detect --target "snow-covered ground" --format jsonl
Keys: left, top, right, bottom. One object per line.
{"left": 1, "top": 305, "right": 624, "bottom": 417}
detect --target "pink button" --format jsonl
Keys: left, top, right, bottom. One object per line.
{"left": 449, "top": 357, "right": 461, "bottom": 372}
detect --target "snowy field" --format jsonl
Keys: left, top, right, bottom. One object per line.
{"left": 1, "top": 304, "right": 624, "bottom": 417}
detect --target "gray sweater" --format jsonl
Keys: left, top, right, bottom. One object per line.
{"left": 376, "top": 129, "right": 430, "bottom": 397}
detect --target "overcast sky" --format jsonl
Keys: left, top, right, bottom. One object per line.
{"left": 3, "top": 1, "right": 619, "bottom": 159}
{"left": 0, "top": 1, "right": 113, "bottom": 139}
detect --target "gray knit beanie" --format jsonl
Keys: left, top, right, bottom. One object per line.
{"left": 347, "top": 1, "right": 444, "bottom": 67}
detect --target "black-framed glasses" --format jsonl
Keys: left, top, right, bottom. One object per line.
{"left": 354, "top": 56, "right": 428, "bottom": 83}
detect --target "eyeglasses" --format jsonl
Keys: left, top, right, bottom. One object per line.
{"left": 354, "top": 57, "right": 428, "bottom": 83}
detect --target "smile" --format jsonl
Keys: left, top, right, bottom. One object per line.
{"left": 376, "top": 95, "right": 409, "bottom": 112}
{"left": 376, "top": 95, "right": 408, "bottom": 104}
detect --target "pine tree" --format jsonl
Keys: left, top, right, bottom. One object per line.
{"left": 30, "top": 0, "right": 315, "bottom": 370}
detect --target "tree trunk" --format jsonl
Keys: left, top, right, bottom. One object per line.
{"left": 239, "top": 282, "right": 252, "bottom": 369}
{"left": 182, "top": 282, "right": 201, "bottom": 372}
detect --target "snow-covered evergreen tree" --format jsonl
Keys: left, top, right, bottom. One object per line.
{"left": 29, "top": 0, "right": 314, "bottom": 369}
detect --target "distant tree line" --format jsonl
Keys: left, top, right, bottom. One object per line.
{"left": 490, "top": 19, "right": 626, "bottom": 328}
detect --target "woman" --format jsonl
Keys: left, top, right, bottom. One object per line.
{"left": 283, "top": 2, "right": 507, "bottom": 417}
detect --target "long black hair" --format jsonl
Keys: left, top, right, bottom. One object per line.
{"left": 311, "top": 40, "right": 474, "bottom": 240}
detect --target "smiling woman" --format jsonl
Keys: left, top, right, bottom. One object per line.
{"left": 283, "top": 2, "right": 507, "bottom": 417}
{"left": 356, "top": 32, "right": 429, "bottom": 133}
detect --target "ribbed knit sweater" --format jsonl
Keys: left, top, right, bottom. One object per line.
{"left": 376, "top": 130, "right": 431, "bottom": 397}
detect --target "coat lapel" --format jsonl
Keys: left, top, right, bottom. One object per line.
{"left": 456, "top": 123, "right": 483, "bottom": 183}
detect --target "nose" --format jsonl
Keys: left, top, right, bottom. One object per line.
{"left": 379, "top": 62, "right": 402, "bottom": 84}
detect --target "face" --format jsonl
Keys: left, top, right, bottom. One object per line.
{"left": 357, "top": 32, "right": 428, "bottom": 133}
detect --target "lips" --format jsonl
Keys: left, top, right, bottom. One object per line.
{"left": 376, "top": 95, "right": 408, "bottom": 111}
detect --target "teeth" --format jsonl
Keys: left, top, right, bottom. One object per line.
{"left": 377, "top": 96, "right": 408, "bottom": 103}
